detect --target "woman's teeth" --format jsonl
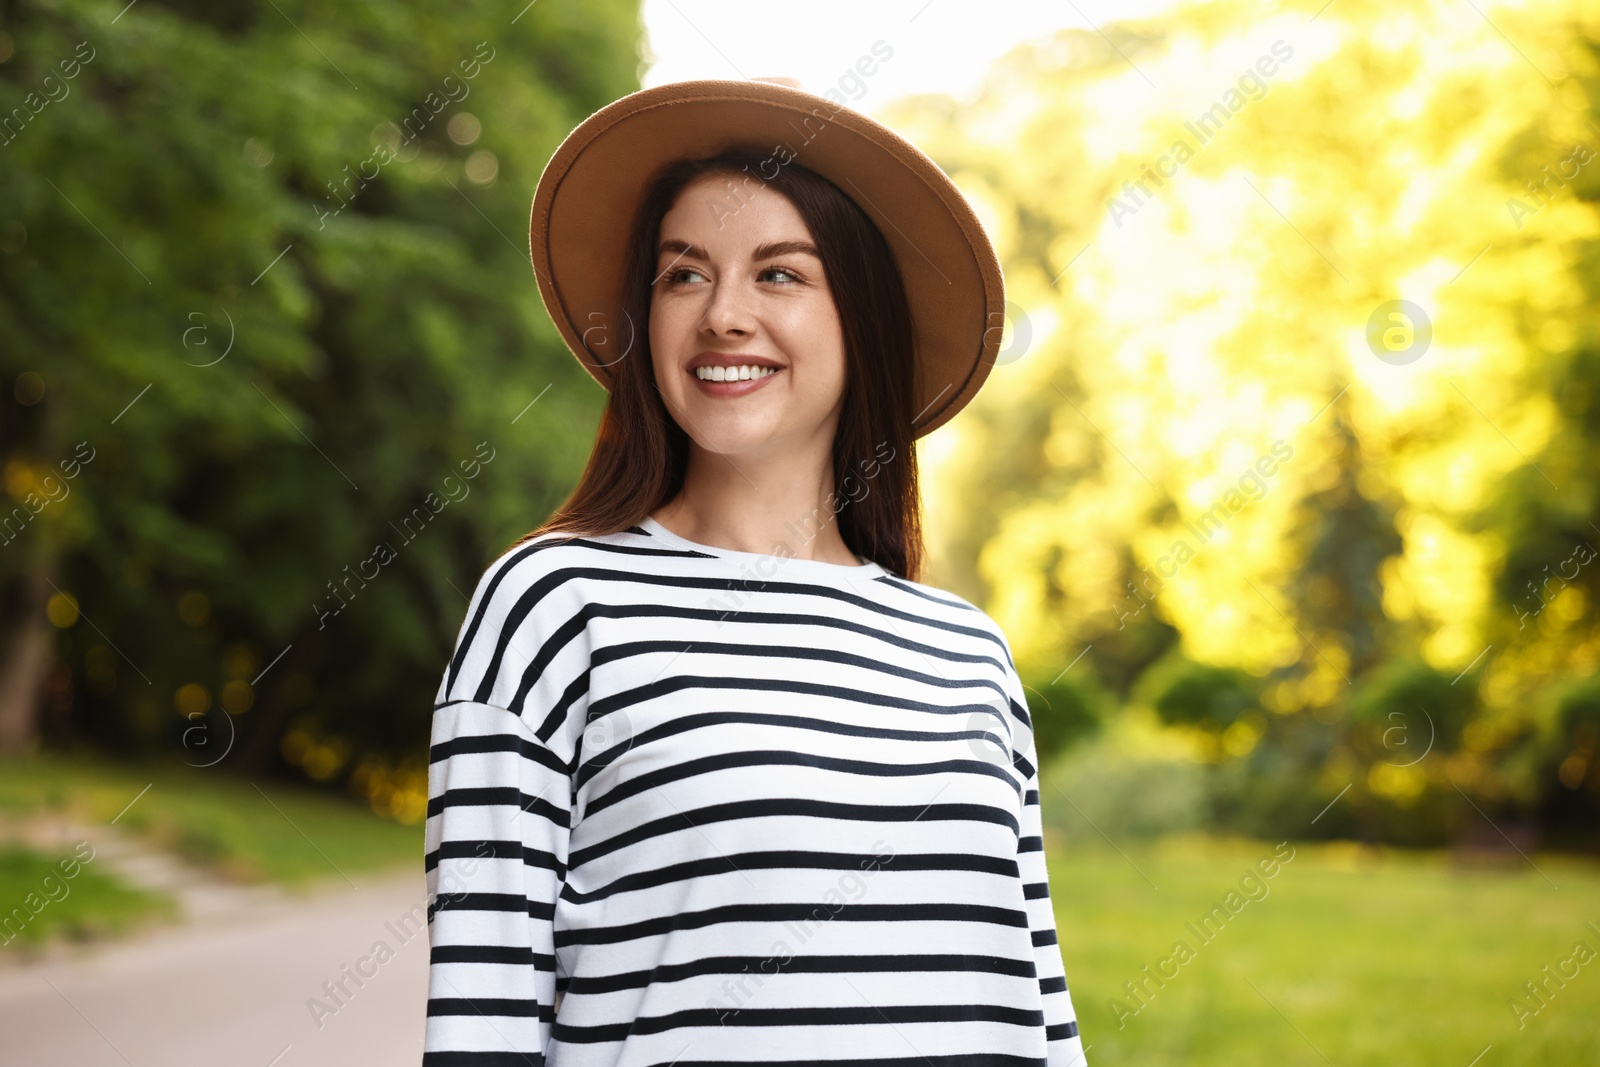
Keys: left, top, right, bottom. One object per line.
{"left": 694, "top": 364, "right": 778, "bottom": 382}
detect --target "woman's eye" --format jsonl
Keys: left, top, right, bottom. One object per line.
{"left": 665, "top": 267, "right": 706, "bottom": 286}
{"left": 661, "top": 265, "right": 802, "bottom": 286}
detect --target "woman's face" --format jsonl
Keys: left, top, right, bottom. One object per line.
{"left": 648, "top": 171, "right": 847, "bottom": 461}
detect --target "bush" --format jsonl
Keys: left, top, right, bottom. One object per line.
{"left": 1136, "top": 653, "right": 1260, "bottom": 731}
{"left": 1021, "top": 670, "right": 1107, "bottom": 764}
{"left": 1534, "top": 673, "right": 1600, "bottom": 843}
{"left": 1045, "top": 738, "right": 1211, "bottom": 839}
{"left": 1347, "top": 659, "right": 1476, "bottom": 757}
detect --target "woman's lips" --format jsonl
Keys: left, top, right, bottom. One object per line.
{"left": 689, "top": 366, "right": 781, "bottom": 397}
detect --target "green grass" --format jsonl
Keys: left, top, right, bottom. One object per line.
{"left": 5, "top": 750, "right": 1598, "bottom": 1064}
{"left": 1044, "top": 830, "right": 1600, "bottom": 1066}
{"left": 0, "top": 751, "right": 420, "bottom": 887}
{"left": 0, "top": 843, "right": 176, "bottom": 949}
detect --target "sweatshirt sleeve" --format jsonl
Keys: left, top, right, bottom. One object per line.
{"left": 422, "top": 542, "right": 583, "bottom": 1066}
{"left": 1016, "top": 730, "right": 1088, "bottom": 1066}
{"left": 989, "top": 619, "right": 1088, "bottom": 1067}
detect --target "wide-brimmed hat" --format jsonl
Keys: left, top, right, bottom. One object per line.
{"left": 527, "top": 76, "right": 1005, "bottom": 439}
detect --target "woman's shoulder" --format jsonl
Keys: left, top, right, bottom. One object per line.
{"left": 872, "top": 573, "right": 1032, "bottom": 745}
{"left": 441, "top": 527, "right": 646, "bottom": 710}
{"left": 876, "top": 569, "right": 982, "bottom": 612}
{"left": 873, "top": 571, "right": 1020, "bottom": 664}
{"left": 470, "top": 523, "right": 656, "bottom": 597}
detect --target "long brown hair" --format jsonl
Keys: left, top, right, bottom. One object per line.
{"left": 518, "top": 144, "right": 924, "bottom": 580}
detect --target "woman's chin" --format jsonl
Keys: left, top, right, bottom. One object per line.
{"left": 682, "top": 420, "right": 800, "bottom": 461}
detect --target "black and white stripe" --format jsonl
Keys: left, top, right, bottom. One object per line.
{"left": 423, "top": 518, "right": 1086, "bottom": 1066}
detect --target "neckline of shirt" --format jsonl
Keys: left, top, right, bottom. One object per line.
{"left": 637, "top": 515, "right": 888, "bottom": 582}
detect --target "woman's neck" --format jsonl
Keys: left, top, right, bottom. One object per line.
{"left": 654, "top": 443, "right": 859, "bottom": 565}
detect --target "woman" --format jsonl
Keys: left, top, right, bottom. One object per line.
{"left": 423, "top": 78, "right": 1086, "bottom": 1066}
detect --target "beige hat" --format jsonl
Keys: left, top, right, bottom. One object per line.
{"left": 527, "top": 76, "right": 1006, "bottom": 439}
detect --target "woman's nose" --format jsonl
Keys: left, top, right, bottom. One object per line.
{"left": 700, "top": 278, "right": 755, "bottom": 336}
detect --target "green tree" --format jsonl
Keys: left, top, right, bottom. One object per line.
{"left": 0, "top": 0, "right": 640, "bottom": 806}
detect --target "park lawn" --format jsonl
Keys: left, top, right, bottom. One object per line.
{"left": 0, "top": 751, "right": 420, "bottom": 887}
{"left": 0, "top": 843, "right": 176, "bottom": 949}
{"left": 4, "top": 750, "right": 1597, "bottom": 1065}
{"left": 1045, "top": 829, "right": 1600, "bottom": 1067}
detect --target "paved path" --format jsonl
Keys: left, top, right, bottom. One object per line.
{"left": 0, "top": 815, "right": 431, "bottom": 1066}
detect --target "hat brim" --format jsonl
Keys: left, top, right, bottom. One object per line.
{"left": 528, "top": 78, "right": 1005, "bottom": 439}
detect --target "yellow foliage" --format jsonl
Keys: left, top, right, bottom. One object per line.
{"left": 883, "top": 0, "right": 1600, "bottom": 729}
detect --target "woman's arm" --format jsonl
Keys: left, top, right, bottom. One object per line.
{"left": 422, "top": 542, "right": 584, "bottom": 1065}
{"left": 1015, "top": 731, "right": 1089, "bottom": 1067}
{"left": 422, "top": 698, "right": 571, "bottom": 1064}
{"left": 986, "top": 611, "right": 1089, "bottom": 1067}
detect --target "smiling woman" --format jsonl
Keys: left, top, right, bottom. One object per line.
{"left": 421, "top": 77, "right": 1086, "bottom": 1067}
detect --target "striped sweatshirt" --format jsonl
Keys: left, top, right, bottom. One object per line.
{"left": 423, "top": 515, "right": 1087, "bottom": 1066}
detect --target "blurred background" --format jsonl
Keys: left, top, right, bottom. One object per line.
{"left": 3, "top": 0, "right": 1599, "bottom": 1063}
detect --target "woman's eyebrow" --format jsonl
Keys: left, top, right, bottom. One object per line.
{"left": 657, "top": 238, "right": 821, "bottom": 261}
{"left": 656, "top": 239, "right": 705, "bottom": 263}
{"left": 751, "top": 239, "right": 820, "bottom": 261}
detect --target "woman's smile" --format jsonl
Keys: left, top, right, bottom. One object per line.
{"left": 687, "top": 352, "right": 786, "bottom": 397}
